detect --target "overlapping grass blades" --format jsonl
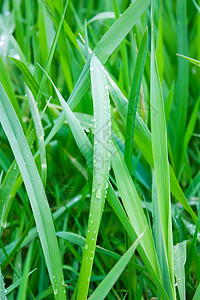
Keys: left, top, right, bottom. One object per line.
{"left": 150, "top": 2, "right": 175, "bottom": 298}
{"left": 88, "top": 232, "right": 144, "bottom": 300}
{"left": 0, "top": 83, "right": 66, "bottom": 299}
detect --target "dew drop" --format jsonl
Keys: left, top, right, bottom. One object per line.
{"left": 96, "top": 187, "right": 102, "bottom": 198}
{"left": 101, "top": 66, "right": 104, "bottom": 70}
{"left": 85, "top": 244, "right": 88, "bottom": 249}
{"left": 97, "top": 180, "right": 101, "bottom": 186}
{"left": 107, "top": 152, "right": 111, "bottom": 158}
{"left": 107, "top": 121, "right": 111, "bottom": 127}
{"left": 90, "top": 67, "right": 94, "bottom": 72}
{"left": 54, "top": 289, "right": 58, "bottom": 295}
{"left": 93, "top": 231, "right": 96, "bottom": 234}
{"left": 91, "top": 220, "right": 94, "bottom": 224}
{"left": 93, "top": 159, "right": 97, "bottom": 164}
{"left": 61, "top": 280, "right": 65, "bottom": 286}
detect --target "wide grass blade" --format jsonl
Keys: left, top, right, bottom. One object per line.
{"left": 174, "top": 241, "right": 187, "bottom": 300}
{"left": 88, "top": 231, "right": 144, "bottom": 300}
{"left": 151, "top": 2, "right": 175, "bottom": 297}
{"left": 0, "top": 83, "right": 66, "bottom": 299}
{"left": 76, "top": 55, "right": 111, "bottom": 300}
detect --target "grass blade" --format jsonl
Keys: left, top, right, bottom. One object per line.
{"left": 0, "top": 83, "right": 66, "bottom": 299}
{"left": 76, "top": 55, "right": 111, "bottom": 300}
{"left": 26, "top": 85, "right": 47, "bottom": 187}
{"left": 124, "top": 27, "right": 148, "bottom": 172}
{"left": 151, "top": 2, "right": 175, "bottom": 297}
{"left": 174, "top": 241, "right": 187, "bottom": 300}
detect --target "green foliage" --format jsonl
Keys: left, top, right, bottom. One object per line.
{"left": 0, "top": 0, "right": 199, "bottom": 299}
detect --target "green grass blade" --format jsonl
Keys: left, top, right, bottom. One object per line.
{"left": 88, "top": 231, "right": 144, "bottom": 300}
{"left": 37, "top": 64, "right": 93, "bottom": 171}
{"left": 25, "top": 85, "right": 47, "bottom": 187}
{"left": 17, "top": 241, "right": 34, "bottom": 300}
{"left": 151, "top": 3, "right": 175, "bottom": 297}
{"left": 176, "top": 54, "right": 200, "bottom": 67}
{"left": 0, "top": 268, "right": 6, "bottom": 299}
{"left": 76, "top": 55, "right": 111, "bottom": 300}
{"left": 174, "top": 0, "right": 189, "bottom": 175}
{"left": 193, "top": 284, "right": 200, "bottom": 300}
{"left": 124, "top": 27, "right": 148, "bottom": 172}
{"left": 174, "top": 241, "right": 187, "bottom": 300}
{"left": 6, "top": 269, "right": 36, "bottom": 295}
{"left": 0, "top": 83, "right": 66, "bottom": 299}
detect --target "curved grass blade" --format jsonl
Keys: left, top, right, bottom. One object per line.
{"left": 0, "top": 83, "right": 66, "bottom": 299}
{"left": 76, "top": 55, "right": 112, "bottom": 300}
{"left": 37, "top": 63, "right": 93, "bottom": 171}
{"left": 88, "top": 231, "right": 145, "bottom": 300}
{"left": 6, "top": 269, "right": 36, "bottom": 296}
{"left": 25, "top": 85, "right": 47, "bottom": 187}
{"left": 124, "top": 27, "right": 148, "bottom": 173}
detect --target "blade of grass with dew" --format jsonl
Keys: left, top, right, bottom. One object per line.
{"left": 0, "top": 268, "right": 6, "bottom": 299}
{"left": 25, "top": 85, "right": 47, "bottom": 187}
{"left": 0, "top": 83, "right": 66, "bottom": 299}
{"left": 88, "top": 231, "right": 144, "bottom": 300}
{"left": 76, "top": 55, "right": 112, "bottom": 300}
{"left": 106, "top": 72, "right": 197, "bottom": 223}
{"left": 174, "top": 241, "right": 187, "bottom": 300}
{"left": 176, "top": 54, "right": 200, "bottom": 67}
{"left": 151, "top": 3, "right": 175, "bottom": 297}
{"left": 124, "top": 27, "right": 148, "bottom": 173}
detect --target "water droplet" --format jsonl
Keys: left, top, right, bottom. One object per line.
{"left": 97, "top": 180, "right": 101, "bottom": 186}
{"left": 93, "top": 231, "right": 96, "bottom": 234}
{"left": 101, "top": 66, "right": 104, "bottom": 70}
{"left": 105, "top": 182, "right": 108, "bottom": 188}
{"left": 91, "top": 220, "right": 94, "bottom": 224}
{"left": 85, "top": 244, "right": 88, "bottom": 249}
{"left": 94, "top": 140, "right": 98, "bottom": 145}
{"left": 53, "top": 275, "right": 56, "bottom": 279}
{"left": 105, "top": 85, "right": 109, "bottom": 90}
{"left": 54, "top": 289, "right": 58, "bottom": 295}
{"left": 89, "top": 257, "right": 93, "bottom": 260}
{"left": 107, "top": 121, "right": 111, "bottom": 127}
{"left": 96, "top": 187, "right": 102, "bottom": 198}
{"left": 107, "top": 152, "right": 111, "bottom": 158}
{"left": 90, "top": 67, "right": 94, "bottom": 72}
{"left": 13, "top": 54, "right": 20, "bottom": 60}
{"left": 93, "top": 159, "right": 96, "bottom": 164}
